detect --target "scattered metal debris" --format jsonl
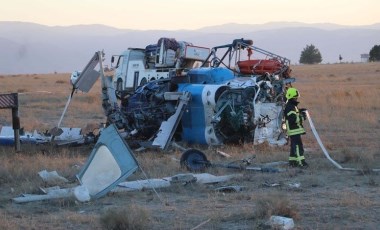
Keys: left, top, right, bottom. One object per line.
{"left": 38, "top": 170, "right": 69, "bottom": 185}
{"left": 152, "top": 91, "right": 191, "bottom": 150}
{"left": 214, "top": 185, "right": 245, "bottom": 193}
{"left": 12, "top": 185, "right": 90, "bottom": 203}
{"left": 288, "top": 182, "right": 301, "bottom": 189}
{"left": 13, "top": 124, "right": 138, "bottom": 203}
{"left": 180, "top": 148, "right": 286, "bottom": 173}
{"left": 12, "top": 124, "right": 243, "bottom": 204}
{"left": 268, "top": 215, "right": 295, "bottom": 230}
{"left": 262, "top": 182, "right": 281, "bottom": 187}
{"left": 170, "top": 173, "right": 197, "bottom": 184}
{"left": 194, "top": 173, "right": 242, "bottom": 184}
{"left": 76, "top": 124, "right": 139, "bottom": 199}
{"left": 116, "top": 178, "right": 172, "bottom": 192}
{"left": 0, "top": 126, "right": 97, "bottom": 146}
{"left": 216, "top": 150, "right": 232, "bottom": 158}
{"left": 12, "top": 186, "right": 89, "bottom": 204}
{"left": 115, "top": 173, "right": 242, "bottom": 192}
{"left": 13, "top": 171, "right": 242, "bottom": 203}
{"left": 0, "top": 126, "right": 36, "bottom": 145}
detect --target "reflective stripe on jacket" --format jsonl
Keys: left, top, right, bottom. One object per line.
{"left": 284, "top": 100, "right": 305, "bottom": 136}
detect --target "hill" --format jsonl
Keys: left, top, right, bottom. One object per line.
{"left": 0, "top": 21, "right": 379, "bottom": 74}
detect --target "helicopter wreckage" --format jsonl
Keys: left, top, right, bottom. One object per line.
{"left": 10, "top": 38, "right": 296, "bottom": 203}
{"left": 66, "top": 38, "right": 295, "bottom": 150}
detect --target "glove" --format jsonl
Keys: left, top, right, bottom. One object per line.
{"left": 299, "top": 108, "right": 307, "bottom": 120}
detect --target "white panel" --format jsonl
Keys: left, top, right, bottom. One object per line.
{"left": 74, "top": 52, "right": 101, "bottom": 92}
{"left": 80, "top": 145, "right": 122, "bottom": 196}
{"left": 184, "top": 45, "right": 210, "bottom": 61}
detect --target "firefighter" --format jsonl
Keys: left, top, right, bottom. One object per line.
{"left": 284, "top": 87, "right": 308, "bottom": 167}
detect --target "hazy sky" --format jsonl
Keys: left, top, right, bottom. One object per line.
{"left": 1, "top": 0, "right": 379, "bottom": 30}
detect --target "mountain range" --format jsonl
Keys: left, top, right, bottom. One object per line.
{"left": 0, "top": 21, "right": 379, "bottom": 74}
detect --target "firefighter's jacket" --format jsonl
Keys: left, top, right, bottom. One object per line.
{"left": 284, "top": 99, "right": 305, "bottom": 136}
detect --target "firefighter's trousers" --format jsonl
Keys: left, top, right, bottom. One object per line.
{"left": 289, "top": 134, "right": 306, "bottom": 166}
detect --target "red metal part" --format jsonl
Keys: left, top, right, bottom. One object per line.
{"left": 237, "top": 59, "right": 283, "bottom": 75}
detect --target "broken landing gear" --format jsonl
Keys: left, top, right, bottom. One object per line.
{"left": 180, "top": 149, "right": 211, "bottom": 171}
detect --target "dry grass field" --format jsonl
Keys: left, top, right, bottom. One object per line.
{"left": 0, "top": 62, "right": 379, "bottom": 229}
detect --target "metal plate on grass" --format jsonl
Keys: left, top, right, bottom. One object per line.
{"left": 77, "top": 124, "right": 139, "bottom": 199}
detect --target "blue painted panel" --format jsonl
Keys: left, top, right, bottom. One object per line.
{"left": 178, "top": 84, "right": 207, "bottom": 144}
{"left": 0, "top": 138, "right": 14, "bottom": 146}
{"left": 187, "top": 67, "right": 234, "bottom": 84}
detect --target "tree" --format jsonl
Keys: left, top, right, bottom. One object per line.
{"left": 299, "top": 44, "right": 322, "bottom": 64}
{"left": 369, "top": 45, "right": 380, "bottom": 62}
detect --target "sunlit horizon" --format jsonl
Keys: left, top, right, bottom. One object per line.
{"left": 2, "top": 19, "right": 380, "bottom": 31}
{"left": 1, "top": 0, "right": 379, "bottom": 30}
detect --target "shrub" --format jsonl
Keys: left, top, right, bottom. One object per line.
{"left": 100, "top": 205, "right": 151, "bottom": 230}
{"left": 254, "top": 194, "right": 299, "bottom": 220}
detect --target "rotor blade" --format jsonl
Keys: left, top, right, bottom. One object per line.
{"left": 73, "top": 52, "right": 101, "bottom": 92}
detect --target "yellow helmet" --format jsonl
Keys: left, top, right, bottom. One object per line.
{"left": 286, "top": 87, "right": 299, "bottom": 100}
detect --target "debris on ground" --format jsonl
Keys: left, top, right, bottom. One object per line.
{"left": 12, "top": 185, "right": 90, "bottom": 203}
{"left": 180, "top": 148, "right": 287, "bottom": 173}
{"left": 0, "top": 125, "right": 97, "bottom": 146}
{"left": 262, "top": 181, "right": 281, "bottom": 187}
{"left": 288, "top": 182, "right": 301, "bottom": 189}
{"left": 12, "top": 125, "right": 244, "bottom": 204}
{"left": 216, "top": 150, "right": 231, "bottom": 158}
{"left": 214, "top": 185, "right": 245, "bottom": 193}
{"left": 38, "top": 170, "right": 69, "bottom": 185}
{"left": 76, "top": 124, "right": 138, "bottom": 199}
{"left": 115, "top": 173, "right": 242, "bottom": 192}
{"left": 268, "top": 215, "right": 295, "bottom": 230}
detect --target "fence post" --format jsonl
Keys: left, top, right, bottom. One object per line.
{"left": 12, "top": 107, "right": 20, "bottom": 152}
{"left": 0, "top": 93, "right": 20, "bottom": 151}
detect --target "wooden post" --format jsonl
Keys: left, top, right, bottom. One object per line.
{"left": 12, "top": 107, "right": 20, "bottom": 152}
{"left": 0, "top": 93, "right": 20, "bottom": 151}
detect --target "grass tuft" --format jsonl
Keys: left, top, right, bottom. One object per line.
{"left": 100, "top": 204, "right": 151, "bottom": 230}
{"left": 254, "top": 193, "right": 299, "bottom": 220}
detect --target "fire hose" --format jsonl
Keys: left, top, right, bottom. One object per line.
{"left": 305, "top": 111, "right": 380, "bottom": 172}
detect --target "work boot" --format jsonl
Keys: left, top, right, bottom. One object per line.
{"left": 288, "top": 161, "right": 298, "bottom": 168}
{"left": 300, "top": 160, "right": 309, "bottom": 168}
